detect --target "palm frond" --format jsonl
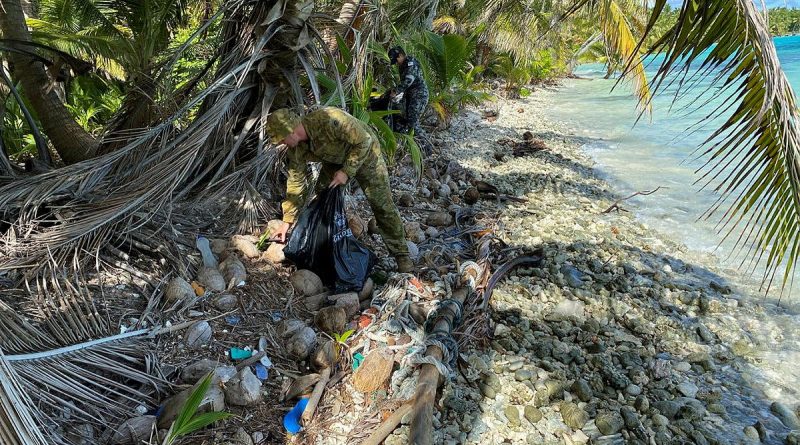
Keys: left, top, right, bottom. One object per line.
{"left": 641, "top": 0, "right": 800, "bottom": 291}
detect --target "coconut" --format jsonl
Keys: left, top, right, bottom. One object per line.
{"left": 185, "top": 321, "right": 212, "bottom": 349}
{"left": 314, "top": 306, "right": 347, "bottom": 334}
{"left": 290, "top": 270, "right": 324, "bottom": 296}
{"left": 231, "top": 235, "right": 260, "bottom": 259}
{"left": 220, "top": 254, "right": 246, "bottom": 287}
{"left": 286, "top": 327, "right": 317, "bottom": 360}
{"left": 164, "top": 277, "right": 194, "bottom": 304}
{"left": 196, "top": 267, "right": 225, "bottom": 292}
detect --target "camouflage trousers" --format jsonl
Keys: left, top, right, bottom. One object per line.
{"left": 399, "top": 88, "right": 429, "bottom": 135}
{"left": 315, "top": 142, "right": 409, "bottom": 257}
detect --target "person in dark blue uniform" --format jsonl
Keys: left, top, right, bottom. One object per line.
{"left": 388, "top": 46, "right": 429, "bottom": 136}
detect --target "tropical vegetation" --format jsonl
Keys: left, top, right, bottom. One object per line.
{"left": 2, "top": 0, "right": 800, "bottom": 443}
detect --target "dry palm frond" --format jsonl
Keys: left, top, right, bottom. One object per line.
{"left": 0, "top": 350, "right": 50, "bottom": 445}
{"left": 637, "top": 0, "right": 800, "bottom": 292}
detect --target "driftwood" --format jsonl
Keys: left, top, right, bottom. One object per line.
{"left": 301, "top": 367, "right": 331, "bottom": 425}
{"left": 601, "top": 187, "right": 665, "bottom": 214}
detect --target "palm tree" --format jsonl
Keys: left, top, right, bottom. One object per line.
{"left": 0, "top": 0, "right": 99, "bottom": 164}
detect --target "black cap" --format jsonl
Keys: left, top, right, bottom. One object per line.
{"left": 388, "top": 46, "right": 404, "bottom": 65}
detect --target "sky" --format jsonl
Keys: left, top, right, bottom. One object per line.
{"left": 666, "top": 0, "right": 800, "bottom": 7}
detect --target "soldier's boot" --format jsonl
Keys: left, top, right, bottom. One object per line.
{"left": 396, "top": 255, "right": 414, "bottom": 273}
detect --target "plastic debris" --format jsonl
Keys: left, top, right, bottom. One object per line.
{"left": 225, "top": 315, "right": 242, "bottom": 326}
{"left": 283, "top": 397, "right": 309, "bottom": 434}
{"left": 230, "top": 347, "right": 252, "bottom": 361}
{"left": 260, "top": 355, "right": 273, "bottom": 369}
{"left": 352, "top": 352, "right": 365, "bottom": 371}
{"left": 270, "top": 310, "right": 283, "bottom": 322}
{"left": 254, "top": 363, "right": 269, "bottom": 381}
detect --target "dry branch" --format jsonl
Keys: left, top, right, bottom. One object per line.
{"left": 601, "top": 186, "right": 665, "bottom": 214}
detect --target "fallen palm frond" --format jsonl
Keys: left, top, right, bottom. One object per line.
{"left": 0, "top": 349, "right": 50, "bottom": 445}
{"left": 637, "top": 0, "right": 800, "bottom": 292}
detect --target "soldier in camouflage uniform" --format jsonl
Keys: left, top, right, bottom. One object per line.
{"left": 266, "top": 107, "right": 414, "bottom": 273}
{"left": 388, "top": 46, "right": 429, "bottom": 136}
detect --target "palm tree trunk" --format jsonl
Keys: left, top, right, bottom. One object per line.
{"left": 0, "top": 0, "right": 98, "bottom": 164}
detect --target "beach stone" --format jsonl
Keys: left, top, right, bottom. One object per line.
{"left": 233, "top": 427, "right": 254, "bottom": 445}
{"left": 315, "top": 306, "right": 347, "bottom": 334}
{"left": 687, "top": 352, "right": 715, "bottom": 372}
{"left": 634, "top": 395, "right": 650, "bottom": 412}
{"left": 181, "top": 359, "right": 235, "bottom": 384}
{"left": 743, "top": 426, "right": 760, "bottom": 441}
{"left": 479, "top": 383, "right": 496, "bottom": 399}
{"left": 550, "top": 299, "right": 585, "bottom": 321}
{"left": 771, "top": 402, "right": 800, "bottom": 429}
{"left": 185, "top": 321, "right": 212, "bottom": 349}
{"left": 620, "top": 406, "right": 640, "bottom": 430}
{"left": 164, "top": 277, "right": 194, "bottom": 304}
{"left": 571, "top": 379, "right": 593, "bottom": 402}
{"left": 278, "top": 319, "right": 306, "bottom": 339}
{"left": 504, "top": 405, "right": 521, "bottom": 427}
{"left": 515, "top": 369, "right": 533, "bottom": 381}
{"left": 426, "top": 212, "right": 453, "bottom": 227}
{"left": 231, "top": 235, "right": 260, "bottom": 259}
{"left": 290, "top": 270, "right": 324, "bottom": 296}
{"left": 561, "top": 402, "right": 589, "bottom": 429}
{"left": 211, "top": 293, "right": 238, "bottom": 311}
{"left": 596, "top": 410, "right": 624, "bottom": 435}
{"left": 786, "top": 431, "right": 800, "bottom": 445}
{"left": 110, "top": 416, "right": 156, "bottom": 445}
{"left": 286, "top": 326, "right": 317, "bottom": 360}
{"left": 677, "top": 381, "right": 699, "bottom": 398}
{"left": 353, "top": 348, "right": 394, "bottom": 393}
{"left": 158, "top": 381, "right": 225, "bottom": 429}
{"left": 707, "top": 403, "right": 726, "bottom": 415}
{"left": 263, "top": 243, "right": 286, "bottom": 263}
{"left": 524, "top": 405, "right": 542, "bottom": 423}
{"left": 625, "top": 384, "right": 642, "bottom": 396}
{"left": 652, "top": 414, "right": 669, "bottom": 428}
{"left": 696, "top": 324, "right": 714, "bottom": 343}
{"left": 653, "top": 401, "right": 681, "bottom": 420}
{"left": 224, "top": 368, "right": 262, "bottom": 406}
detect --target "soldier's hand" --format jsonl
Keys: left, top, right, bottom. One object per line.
{"left": 271, "top": 221, "right": 291, "bottom": 243}
{"left": 329, "top": 170, "right": 349, "bottom": 188}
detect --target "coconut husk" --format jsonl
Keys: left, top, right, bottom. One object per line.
{"left": 352, "top": 348, "right": 395, "bottom": 393}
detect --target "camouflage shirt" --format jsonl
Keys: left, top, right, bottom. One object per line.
{"left": 395, "top": 56, "right": 428, "bottom": 95}
{"left": 282, "top": 107, "right": 377, "bottom": 223}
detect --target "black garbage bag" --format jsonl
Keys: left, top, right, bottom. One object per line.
{"left": 284, "top": 187, "right": 376, "bottom": 292}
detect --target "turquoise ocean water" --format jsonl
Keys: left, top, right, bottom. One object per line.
{"left": 548, "top": 35, "right": 800, "bottom": 302}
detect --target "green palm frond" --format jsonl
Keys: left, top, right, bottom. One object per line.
{"left": 597, "top": 0, "right": 652, "bottom": 113}
{"left": 641, "top": 0, "right": 800, "bottom": 291}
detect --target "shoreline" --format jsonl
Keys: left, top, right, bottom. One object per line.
{"left": 384, "top": 87, "right": 800, "bottom": 444}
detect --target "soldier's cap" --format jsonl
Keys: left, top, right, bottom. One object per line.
{"left": 388, "top": 46, "right": 405, "bottom": 65}
{"left": 267, "top": 109, "right": 302, "bottom": 144}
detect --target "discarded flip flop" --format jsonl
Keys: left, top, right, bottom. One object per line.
{"left": 283, "top": 397, "right": 309, "bottom": 434}
{"left": 229, "top": 347, "right": 252, "bottom": 361}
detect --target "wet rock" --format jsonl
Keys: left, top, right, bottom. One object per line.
{"left": 211, "top": 293, "right": 238, "bottom": 311}
{"left": 353, "top": 348, "right": 394, "bottom": 393}
{"left": 707, "top": 403, "right": 726, "bottom": 416}
{"left": 263, "top": 243, "right": 286, "bottom": 264}
{"left": 437, "top": 183, "right": 452, "bottom": 198}
{"left": 504, "top": 405, "right": 521, "bottom": 427}
{"left": 596, "top": 410, "right": 624, "bottom": 435}
{"left": 561, "top": 402, "right": 589, "bottom": 429}
{"left": 181, "top": 359, "right": 236, "bottom": 384}
{"left": 696, "top": 324, "right": 714, "bottom": 343}
{"left": 164, "top": 277, "right": 194, "bottom": 304}
{"left": 786, "top": 431, "right": 800, "bottom": 445}
{"left": 315, "top": 306, "right": 347, "bottom": 334}
{"left": 286, "top": 326, "right": 317, "bottom": 360}
{"left": 676, "top": 398, "right": 706, "bottom": 420}
{"left": 771, "top": 402, "right": 800, "bottom": 429}
{"left": 620, "top": 406, "right": 640, "bottom": 430}
{"left": 634, "top": 395, "right": 649, "bottom": 412}
{"left": 290, "top": 270, "right": 324, "bottom": 296}
{"left": 225, "top": 368, "right": 262, "bottom": 406}
{"left": 653, "top": 400, "right": 681, "bottom": 420}
{"left": 515, "top": 404, "right": 538, "bottom": 425}
{"left": 571, "top": 379, "right": 593, "bottom": 402}
{"left": 479, "top": 383, "right": 496, "bottom": 399}
{"left": 743, "top": 426, "right": 760, "bottom": 441}
{"left": 185, "top": 321, "right": 212, "bottom": 349}
{"left": 426, "top": 212, "right": 453, "bottom": 226}
{"left": 231, "top": 235, "right": 260, "bottom": 259}
{"left": 626, "top": 384, "right": 642, "bottom": 396}
{"left": 110, "top": 416, "right": 156, "bottom": 445}
{"left": 652, "top": 414, "right": 669, "bottom": 428}
{"left": 687, "top": 352, "right": 715, "bottom": 372}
